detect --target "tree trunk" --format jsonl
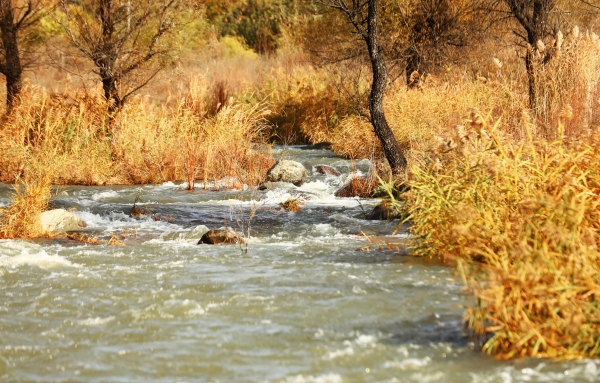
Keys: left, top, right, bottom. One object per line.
{"left": 101, "top": 73, "right": 120, "bottom": 114}
{"left": 504, "top": 0, "right": 554, "bottom": 112}
{"left": 365, "top": 0, "right": 407, "bottom": 174}
{"left": 525, "top": 46, "right": 536, "bottom": 112}
{"left": 99, "top": 0, "right": 120, "bottom": 114}
{"left": 405, "top": 46, "right": 422, "bottom": 87}
{"left": 0, "top": 1, "right": 23, "bottom": 109}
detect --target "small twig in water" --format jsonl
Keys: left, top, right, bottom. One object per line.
{"left": 355, "top": 197, "right": 369, "bottom": 218}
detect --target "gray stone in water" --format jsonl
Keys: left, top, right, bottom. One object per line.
{"left": 266, "top": 160, "right": 307, "bottom": 186}
{"left": 314, "top": 165, "right": 340, "bottom": 176}
{"left": 198, "top": 229, "right": 245, "bottom": 245}
{"left": 40, "top": 209, "right": 87, "bottom": 233}
{"left": 163, "top": 225, "right": 209, "bottom": 241}
{"left": 258, "top": 181, "right": 293, "bottom": 191}
{"left": 367, "top": 200, "right": 401, "bottom": 220}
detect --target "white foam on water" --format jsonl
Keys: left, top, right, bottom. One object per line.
{"left": 384, "top": 357, "right": 431, "bottom": 370}
{"left": 585, "top": 362, "right": 598, "bottom": 380}
{"left": 326, "top": 340, "right": 355, "bottom": 360}
{"left": 0, "top": 248, "right": 77, "bottom": 270}
{"left": 298, "top": 181, "right": 331, "bottom": 192}
{"left": 468, "top": 361, "right": 600, "bottom": 383}
{"left": 161, "top": 299, "right": 206, "bottom": 317}
{"left": 355, "top": 334, "right": 377, "bottom": 348}
{"left": 77, "top": 316, "right": 115, "bottom": 326}
{"left": 91, "top": 190, "right": 120, "bottom": 201}
{"left": 280, "top": 373, "right": 343, "bottom": 383}
{"left": 409, "top": 372, "right": 444, "bottom": 382}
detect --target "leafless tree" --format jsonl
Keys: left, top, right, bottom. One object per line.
{"left": 498, "top": 0, "right": 556, "bottom": 109}
{"left": 316, "top": 0, "right": 407, "bottom": 174}
{"left": 402, "top": 0, "right": 485, "bottom": 87}
{"left": 58, "top": 0, "right": 198, "bottom": 113}
{"left": 0, "top": 0, "right": 44, "bottom": 109}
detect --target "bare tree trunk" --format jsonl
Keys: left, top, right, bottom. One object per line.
{"left": 0, "top": 1, "right": 23, "bottom": 109}
{"left": 98, "top": 0, "right": 119, "bottom": 113}
{"left": 405, "top": 46, "right": 422, "bottom": 87}
{"left": 504, "top": 0, "right": 554, "bottom": 111}
{"left": 525, "top": 46, "right": 536, "bottom": 112}
{"left": 365, "top": 0, "right": 407, "bottom": 174}
{"left": 101, "top": 72, "right": 119, "bottom": 113}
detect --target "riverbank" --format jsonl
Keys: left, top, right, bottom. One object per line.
{"left": 2, "top": 27, "right": 600, "bottom": 363}
{"left": 1, "top": 147, "right": 599, "bottom": 382}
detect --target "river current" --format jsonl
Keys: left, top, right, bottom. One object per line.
{"left": 0, "top": 147, "right": 598, "bottom": 382}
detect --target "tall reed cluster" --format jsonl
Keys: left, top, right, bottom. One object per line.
{"left": 389, "top": 28, "right": 600, "bottom": 359}
{"left": 402, "top": 115, "right": 600, "bottom": 359}
{"left": 0, "top": 172, "right": 52, "bottom": 239}
{"left": 530, "top": 26, "right": 600, "bottom": 136}
{"left": 307, "top": 73, "right": 524, "bottom": 161}
{"left": 0, "top": 79, "right": 274, "bottom": 187}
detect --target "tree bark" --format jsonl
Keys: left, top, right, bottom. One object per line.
{"left": 101, "top": 71, "right": 120, "bottom": 113}
{"left": 504, "top": 0, "right": 554, "bottom": 111}
{"left": 98, "top": 0, "right": 119, "bottom": 113}
{"left": 365, "top": 0, "right": 407, "bottom": 174}
{"left": 0, "top": 1, "right": 23, "bottom": 109}
{"left": 405, "top": 46, "right": 422, "bottom": 87}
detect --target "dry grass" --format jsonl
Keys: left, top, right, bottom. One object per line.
{"left": 279, "top": 197, "right": 304, "bottom": 212}
{"left": 0, "top": 174, "right": 52, "bottom": 239}
{"left": 305, "top": 28, "right": 600, "bottom": 165}
{"left": 529, "top": 27, "right": 600, "bottom": 137}
{"left": 402, "top": 114, "right": 600, "bottom": 359}
{"left": 376, "top": 30, "right": 600, "bottom": 360}
{"left": 0, "top": 79, "right": 274, "bottom": 187}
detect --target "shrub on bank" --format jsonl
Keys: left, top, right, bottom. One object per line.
{"left": 403, "top": 116, "right": 600, "bottom": 359}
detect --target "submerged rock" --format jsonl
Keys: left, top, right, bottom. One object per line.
{"left": 258, "top": 181, "right": 292, "bottom": 191}
{"left": 198, "top": 229, "right": 245, "bottom": 245}
{"left": 40, "top": 209, "right": 87, "bottom": 233}
{"left": 300, "top": 142, "right": 333, "bottom": 150}
{"left": 367, "top": 200, "right": 402, "bottom": 220}
{"left": 163, "top": 225, "right": 209, "bottom": 241}
{"left": 267, "top": 160, "right": 307, "bottom": 186}
{"left": 314, "top": 165, "right": 340, "bottom": 177}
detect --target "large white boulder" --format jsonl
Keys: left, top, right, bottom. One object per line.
{"left": 40, "top": 209, "right": 87, "bottom": 233}
{"left": 266, "top": 160, "right": 307, "bottom": 186}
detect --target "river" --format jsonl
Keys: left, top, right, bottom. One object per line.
{"left": 0, "top": 146, "right": 598, "bottom": 382}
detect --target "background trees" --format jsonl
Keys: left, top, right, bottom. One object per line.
{"left": 401, "top": 0, "right": 486, "bottom": 86}
{"left": 316, "top": 0, "right": 407, "bottom": 174}
{"left": 0, "top": 0, "right": 44, "bottom": 108}
{"left": 58, "top": 0, "right": 199, "bottom": 113}
{"left": 500, "top": 0, "right": 556, "bottom": 110}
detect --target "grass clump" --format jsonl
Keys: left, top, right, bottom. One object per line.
{"left": 279, "top": 197, "right": 304, "bottom": 212}
{"left": 0, "top": 81, "right": 274, "bottom": 187}
{"left": 0, "top": 174, "right": 51, "bottom": 239}
{"left": 403, "top": 115, "right": 600, "bottom": 359}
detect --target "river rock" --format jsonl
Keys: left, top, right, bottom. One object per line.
{"left": 258, "top": 181, "right": 292, "bottom": 191}
{"left": 314, "top": 165, "right": 340, "bottom": 176}
{"left": 267, "top": 160, "right": 307, "bottom": 186}
{"left": 40, "top": 209, "right": 87, "bottom": 233}
{"left": 335, "top": 176, "right": 374, "bottom": 198}
{"left": 163, "top": 225, "right": 209, "bottom": 241}
{"left": 198, "top": 229, "right": 245, "bottom": 245}
{"left": 367, "top": 200, "right": 401, "bottom": 220}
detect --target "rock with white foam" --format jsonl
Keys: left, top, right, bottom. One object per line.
{"left": 314, "top": 165, "right": 340, "bottom": 176}
{"left": 198, "top": 229, "right": 245, "bottom": 245}
{"left": 40, "top": 209, "right": 87, "bottom": 233}
{"left": 267, "top": 160, "right": 307, "bottom": 186}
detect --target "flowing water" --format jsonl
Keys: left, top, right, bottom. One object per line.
{"left": 0, "top": 147, "right": 598, "bottom": 383}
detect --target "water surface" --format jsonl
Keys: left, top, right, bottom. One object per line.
{"left": 1, "top": 147, "right": 598, "bottom": 382}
